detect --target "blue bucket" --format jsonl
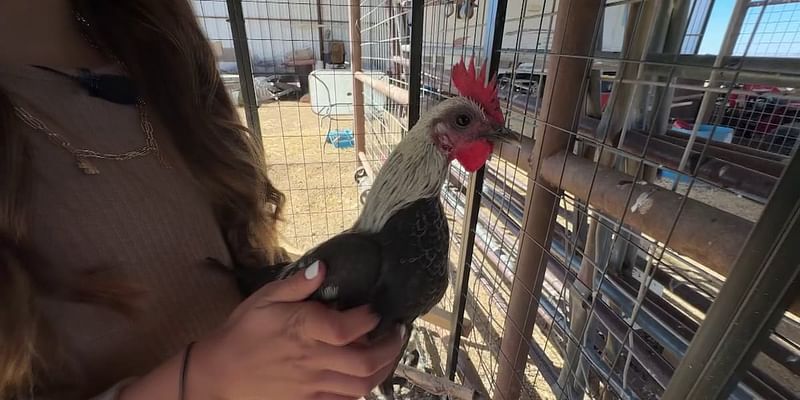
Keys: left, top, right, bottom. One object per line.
{"left": 325, "top": 128, "right": 355, "bottom": 149}
{"left": 659, "top": 169, "right": 691, "bottom": 184}
{"left": 672, "top": 123, "right": 734, "bottom": 143}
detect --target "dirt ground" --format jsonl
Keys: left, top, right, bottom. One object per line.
{"left": 652, "top": 177, "right": 763, "bottom": 223}
{"left": 240, "top": 101, "right": 363, "bottom": 252}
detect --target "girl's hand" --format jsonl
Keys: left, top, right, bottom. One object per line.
{"left": 187, "top": 260, "right": 405, "bottom": 400}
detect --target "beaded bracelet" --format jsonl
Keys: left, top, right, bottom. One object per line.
{"left": 179, "top": 341, "right": 196, "bottom": 400}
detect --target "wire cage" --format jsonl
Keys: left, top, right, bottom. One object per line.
{"left": 194, "top": 0, "right": 365, "bottom": 252}
{"left": 194, "top": 0, "right": 800, "bottom": 399}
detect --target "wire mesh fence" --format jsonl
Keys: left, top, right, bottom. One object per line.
{"left": 193, "top": 0, "right": 800, "bottom": 399}
{"left": 194, "top": 0, "right": 364, "bottom": 252}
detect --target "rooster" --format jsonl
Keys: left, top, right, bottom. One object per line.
{"left": 232, "top": 58, "right": 509, "bottom": 398}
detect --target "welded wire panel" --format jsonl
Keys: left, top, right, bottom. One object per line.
{"left": 374, "top": 0, "right": 503, "bottom": 395}
{"left": 358, "top": 0, "right": 411, "bottom": 182}
{"left": 417, "top": 0, "right": 800, "bottom": 399}
{"left": 194, "top": 0, "right": 360, "bottom": 252}
{"left": 196, "top": 1, "right": 800, "bottom": 399}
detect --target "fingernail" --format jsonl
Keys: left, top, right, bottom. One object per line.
{"left": 399, "top": 325, "right": 407, "bottom": 341}
{"left": 304, "top": 260, "right": 320, "bottom": 280}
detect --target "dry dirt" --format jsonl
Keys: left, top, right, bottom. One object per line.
{"left": 239, "top": 101, "right": 363, "bottom": 252}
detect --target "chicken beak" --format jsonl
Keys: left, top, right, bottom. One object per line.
{"left": 482, "top": 126, "right": 517, "bottom": 145}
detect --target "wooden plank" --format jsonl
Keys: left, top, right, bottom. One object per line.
{"left": 421, "top": 306, "right": 473, "bottom": 337}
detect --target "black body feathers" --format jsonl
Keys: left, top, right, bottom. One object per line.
{"left": 236, "top": 196, "right": 450, "bottom": 340}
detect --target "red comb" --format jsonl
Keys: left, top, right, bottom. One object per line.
{"left": 451, "top": 57, "right": 504, "bottom": 125}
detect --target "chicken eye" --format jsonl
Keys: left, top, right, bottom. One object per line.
{"left": 455, "top": 114, "right": 471, "bottom": 127}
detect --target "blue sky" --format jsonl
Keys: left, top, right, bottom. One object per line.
{"left": 698, "top": 0, "right": 800, "bottom": 57}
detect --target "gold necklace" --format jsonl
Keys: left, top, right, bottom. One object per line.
{"left": 10, "top": 10, "right": 169, "bottom": 175}
{"left": 13, "top": 98, "right": 169, "bottom": 175}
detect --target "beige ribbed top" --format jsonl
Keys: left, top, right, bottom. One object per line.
{"left": 0, "top": 63, "right": 243, "bottom": 399}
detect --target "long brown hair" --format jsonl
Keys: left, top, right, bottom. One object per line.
{"left": 0, "top": 0, "right": 285, "bottom": 396}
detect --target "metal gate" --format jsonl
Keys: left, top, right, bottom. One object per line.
{"left": 196, "top": 0, "right": 800, "bottom": 398}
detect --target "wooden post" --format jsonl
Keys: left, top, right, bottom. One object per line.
{"left": 395, "top": 364, "right": 486, "bottom": 400}
{"left": 493, "top": 1, "right": 603, "bottom": 399}
{"left": 348, "top": 0, "right": 366, "bottom": 157}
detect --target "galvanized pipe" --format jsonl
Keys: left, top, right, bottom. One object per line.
{"left": 675, "top": 0, "right": 750, "bottom": 176}
{"left": 620, "top": 130, "right": 776, "bottom": 200}
{"left": 660, "top": 130, "right": 786, "bottom": 175}
{"left": 649, "top": 0, "right": 692, "bottom": 143}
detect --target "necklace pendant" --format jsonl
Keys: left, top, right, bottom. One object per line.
{"left": 77, "top": 158, "right": 100, "bottom": 175}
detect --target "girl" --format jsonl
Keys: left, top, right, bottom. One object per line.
{"left": 0, "top": 1, "right": 403, "bottom": 399}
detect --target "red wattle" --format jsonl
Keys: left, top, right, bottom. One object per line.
{"left": 454, "top": 140, "right": 493, "bottom": 172}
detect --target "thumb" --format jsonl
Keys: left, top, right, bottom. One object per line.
{"left": 256, "top": 260, "right": 326, "bottom": 303}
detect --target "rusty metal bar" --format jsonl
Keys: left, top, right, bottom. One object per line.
{"left": 496, "top": 128, "right": 780, "bottom": 201}
{"left": 348, "top": 0, "right": 366, "bottom": 156}
{"left": 493, "top": 0, "right": 603, "bottom": 398}
{"left": 540, "top": 151, "right": 752, "bottom": 277}
{"left": 488, "top": 136, "right": 793, "bottom": 314}
{"left": 498, "top": 125, "right": 782, "bottom": 201}
{"left": 460, "top": 157, "right": 800, "bottom": 368}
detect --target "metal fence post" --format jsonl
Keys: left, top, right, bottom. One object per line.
{"left": 662, "top": 146, "right": 800, "bottom": 399}
{"left": 407, "top": 0, "right": 424, "bottom": 128}
{"left": 494, "top": 1, "right": 604, "bottom": 398}
{"left": 445, "top": 0, "right": 510, "bottom": 381}
{"left": 225, "top": 0, "right": 263, "bottom": 147}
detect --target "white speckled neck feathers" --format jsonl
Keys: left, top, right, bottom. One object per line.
{"left": 353, "top": 115, "right": 449, "bottom": 233}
